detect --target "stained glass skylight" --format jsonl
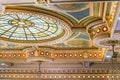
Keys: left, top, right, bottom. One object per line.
{"left": 0, "top": 13, "right": 67, "bottom": 43}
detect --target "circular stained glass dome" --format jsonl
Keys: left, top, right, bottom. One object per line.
{"left": 0, "top": 11, "right": 71, "bottom": 45}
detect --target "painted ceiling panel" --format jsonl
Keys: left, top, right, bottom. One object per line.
{"left": 54, "top": 3, "right": 88, "bottom": 12}
{"left": 68, "top": 8, "right": 90, "bottom": 20}
{"left": 76, "top": 34, "right": 90, "bottom": 40}
{"left": 32, "top": 2, "right": 90, "bottom": 22}
{"left": 66, "top": 39, "right": 90, "bottom": 47}
{"left": 54, "top": 30, "right": 91, "bottom": 47}
{"left": 48, "top": 3, "right": 90, "bottom": 21}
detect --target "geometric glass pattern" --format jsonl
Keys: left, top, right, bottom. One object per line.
{"left": 0, "top": 14, "right": 63, "bottom": 41}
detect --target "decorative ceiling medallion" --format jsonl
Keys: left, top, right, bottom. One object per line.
{"left": 0, "top": 10, "right": 71, "bottom": 45}
{"left": 66, "top": 39, "right": 91, "bottom": 47}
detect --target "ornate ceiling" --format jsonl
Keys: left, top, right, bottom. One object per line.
{"left": 0, "top": 0, "right": 120, "bottom": 80}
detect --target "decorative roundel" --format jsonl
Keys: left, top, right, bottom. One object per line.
{"left": 0, "top": 11, "right": 71, "bottom": 45}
